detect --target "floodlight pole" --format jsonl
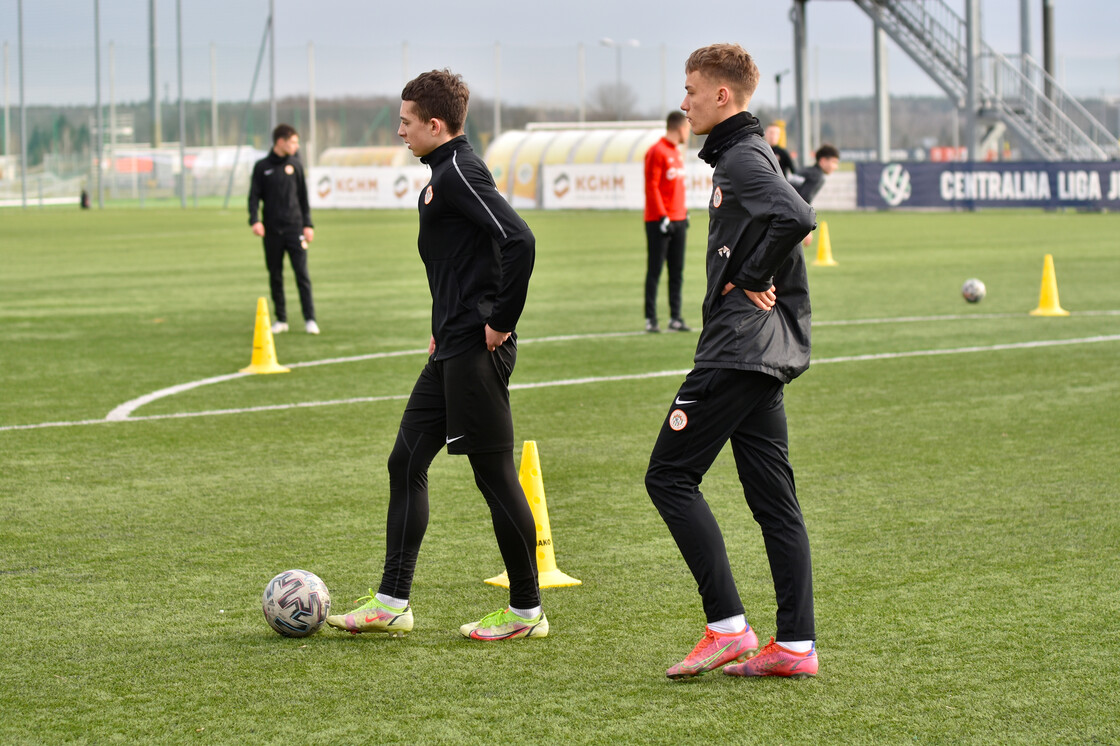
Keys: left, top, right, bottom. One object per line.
{"left": 774, "top": 68, "right": 790, "bottom": 118}
{"left": 223, "top": 14, "right": 272, "bottom": 209}
{"left": 874, "top": 22, "right": 890, "bottom": 163}
{"left": 577, "top": 42, "right": 586, "bottom": 124}
{"left": 307, "top": 42, "right": 315, "bottom": 168}
{"left": 211, "top": 42, "right": 219, "bottom": 165}
{"left": 269, "top": 0, "right": 276, "bottom": 132}
{"left": 792, "top": 0, "right": 811, "bottom": 170}
{"left": 176, "top": 0, "right": 186, "bottom": 208}
{"left": 494, "top": 42, "right": 501, "bottom": 140}
{"left": 18, "top": 0, "right": 27, "bottom": 209}
{"left": 150, "top": 0, "right": 160, "bottom": 148}
{"left": 965, "top": 0, "right": 980, "bottom": 162}
{"left": 110, "top": 41, "right": 117, "bottom": 198}
{"left": 3, "top": 42, "right": 9, "bottom": 158}
{"left": 94, "top": 0, "right": 104, "bottom": 208}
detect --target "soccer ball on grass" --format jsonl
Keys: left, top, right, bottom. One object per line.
{"left": 961, "top": 278, "right": 986, "bottom": 303}
{"left": 262, "top": 569, "right": 331, "bottom": 637}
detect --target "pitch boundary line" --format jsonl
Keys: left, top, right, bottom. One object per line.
{"left": 2, "top": 331, "right": 1118, "bottom": 433}
{"left": 92, "top": 311, "right": 1120, "bottom": 421}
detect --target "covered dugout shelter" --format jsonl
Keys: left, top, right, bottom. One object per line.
{"left": 485, "top": 122, "right": 664, "bottom": 208}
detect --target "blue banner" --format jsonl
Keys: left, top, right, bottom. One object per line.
{"left": 857, "top": 162, "right": 1120, "bottom": 210}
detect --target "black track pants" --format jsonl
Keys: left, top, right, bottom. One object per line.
{"left": 263, "top": 231, "right": 314, "bottom": 323}
{"left": 645, "top": 367, "right": 815, "bottom": 641}
{"left": 644, "top": 220, "right": 687, "bottom": 322}
{"left": 379, "top": 428, "right": 541, "bottom": 610}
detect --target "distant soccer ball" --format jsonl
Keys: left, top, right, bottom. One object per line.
{"left": 961, "top": 278, "right": 986, "bottom": 303}
{"left": 262, "top": 569, "right": 331, "bottom": 637}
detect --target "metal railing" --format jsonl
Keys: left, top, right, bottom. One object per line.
{"left": 852, "top": 0, "right": 1120, "bottom": 160}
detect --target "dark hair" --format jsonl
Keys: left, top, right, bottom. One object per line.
{"left": 666, "top": 111, "right": 687, "bottom": 129}
{"left": 401, "top": 69, "right": 470, "bottom": 135}
{"left": 685, "top": 43, "right": 760, "bottom": 105}
{"left": 272, "top": 124, "right": 298, "bottom": 144}
{"left": 815, "top": 144, "right": 840, "bottom": 162}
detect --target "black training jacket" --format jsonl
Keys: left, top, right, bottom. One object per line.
{"left": 417, "top": 136, "right": 535, "bottom": 361}
{"left": 693, "top": 113, "right": 816, "bottom": 384}
{"left": 248, "top": 150, "right": 312, "bottom": 233}
{"left": 794, "top": 164, "right": 826, "bottom": 204}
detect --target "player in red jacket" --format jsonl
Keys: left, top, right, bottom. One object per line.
{"left": 643, "top": 111, "right": 691, "bottom": 333}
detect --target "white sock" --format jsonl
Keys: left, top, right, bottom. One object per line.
{"left": 509, "top": 605, "right": 541, "bottom": 620}
{"left": 707, "top": 615, "right": 747, "bottom": 635}
{"left": 375, "top": 593, "right": 408, "bottom": 610}
{"left": 776, "top": 639, "right": 814, "bottom": 653}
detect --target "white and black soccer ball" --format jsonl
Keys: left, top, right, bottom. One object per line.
{"left": 961, "top": 278, "right": 986, "bottom": 303}
{"left": 262, "top": 569, "right": 331, "bottom": 637}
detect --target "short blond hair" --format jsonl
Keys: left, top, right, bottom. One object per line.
{"left": 685, "top": 44, "right": 760, "bottom": 106}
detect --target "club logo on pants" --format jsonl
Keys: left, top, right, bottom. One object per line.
{"left": 669, "top": 408, "right": 688, "bottom": 431}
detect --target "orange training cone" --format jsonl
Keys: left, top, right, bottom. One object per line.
{"left": 485, "top": 441, "right": 581, "bottom": 589}
{"left": 240, "top": 297, "right": 290, "bottom": 374}
{"left": 1029, "top": 254, "right": 1070, "bottom": 317}
{"left": 812, "top": 220, "right": 838, "bottom": 266}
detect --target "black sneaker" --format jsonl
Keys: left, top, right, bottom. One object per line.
{"left": 668, "top": 318, "right": 692, "bottom": 332}
{"left": 645, "top": 318, "right": 661, "bottom": 333}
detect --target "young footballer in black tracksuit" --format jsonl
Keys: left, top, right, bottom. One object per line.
{"left": 327, "top": 69, "right": 545, "bottom": 642}
{"left": 647, "top": 44, "right": 819, "bottom": 680}
{"left": 248, "top": 124, "right": 318, "bottom": 334}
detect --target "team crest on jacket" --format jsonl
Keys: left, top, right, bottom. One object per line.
{"left": 284, "top": 164, "right": 295, "bottom": 175}
{"left": 718, "top": 246, "right": 731, "bottom": 258}
{"left": 424, "top": 185, "right": 434, "bottom": 204}
{"left": 669, "top": 408, "right": 688, "bottom": 431}
{"left": 712, "top": 186, "right": 723, "bottom": 208}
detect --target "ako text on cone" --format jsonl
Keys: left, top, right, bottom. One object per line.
{"left": 240, "top": 297, "right": 290, "bottom": 374}
{"left": 1029, "top": 254, "right": 1070, "bottom": 317}
{"left": 812, "top": 220, "right": 838, "bottom": 266}
{"left": 485, "top": 441, "right": 581, "bottom": 589}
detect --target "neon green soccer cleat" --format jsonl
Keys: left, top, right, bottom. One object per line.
{"left": 459, "top": 607, "right": 549, "bottom": 641}
{"left": 325, "top": 590, "right": 413, "bottom": 637}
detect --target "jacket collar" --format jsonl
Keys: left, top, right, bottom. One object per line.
{"left": 697, "top": 111, "right": 763, "bottom": 166}
{"left": 420, "top": 135, "right": 471, "bottom": 166}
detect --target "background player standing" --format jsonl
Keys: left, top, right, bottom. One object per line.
{"left": 764, "top": 123, "right": 797, "bottom": 179}
{"left": 327, "top": 69, "right": 546, "bottom": 642}
{"left": 643, "top": 111, "right": 691, "bottom": 333}
{"left": 248, "top": 124, "right": 319, "bottom": 335}
{"left": 790, "top": 144, "right": 841, "bottom": 246}
{"left": 645, "top": 43, "right": 819, "bottom": 680}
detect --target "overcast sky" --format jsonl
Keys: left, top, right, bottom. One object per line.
{"left": 3, "top": 0, "right": 1119, "bottom": 111}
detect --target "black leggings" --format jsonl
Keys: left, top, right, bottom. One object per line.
{"left": 379, "top": 428, "right": 541, "bottom": 609}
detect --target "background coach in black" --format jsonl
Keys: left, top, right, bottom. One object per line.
{"left": 248, "top": 124, "right": 319, "bottom": 335}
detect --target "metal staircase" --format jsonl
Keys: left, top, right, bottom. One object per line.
{"left": 850, "top": 0, "right": 1119, "bottom": 160}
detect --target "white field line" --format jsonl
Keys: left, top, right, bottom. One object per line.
{"left": 1, "top": 321, "right": 1118, "bottom": 433}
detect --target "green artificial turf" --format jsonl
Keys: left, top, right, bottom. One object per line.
{"left": 1, "top": 206, "right": 1118, "bottom": 744}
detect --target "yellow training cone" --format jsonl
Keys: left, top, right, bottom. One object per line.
{"left": 240, "top": 297, "right": 290, "bottom": 374}
{"left": 485, "top": 441, "right": 581, "bottom": 589}
{"left": 812, "top": 220, "right": 838, "bottom": 266}
{"left": 1029, "top": 254, "right": 1070, "bottom": 317}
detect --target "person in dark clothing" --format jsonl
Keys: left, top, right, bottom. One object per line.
{"left": 643, "top": 111, "right": 691, "bottom": 333}
{"left": 790, "top": 143, "right": 840, "bottom": 246}
{"left": 646, "top": 43, "right": 819, "bottom": 680}
{"left": 764, "top": 124, "right": 797, "bottom": 178}
{"left": 326, "top": 69, "right": 546, "bottom": 642}
{"left": 248, "top": 124, "right": 318, "bottom": 334}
